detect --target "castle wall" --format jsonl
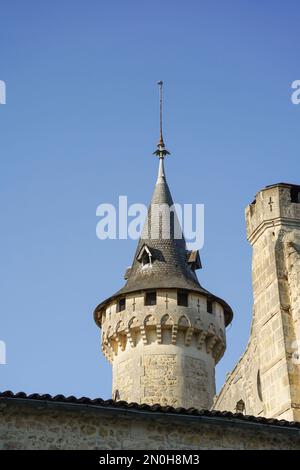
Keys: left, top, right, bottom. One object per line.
{"left": 1, "top": 399, "right": 300, "bottom": 450}
{"left": 214, "top": 184, "right": 300, "bottom": 421}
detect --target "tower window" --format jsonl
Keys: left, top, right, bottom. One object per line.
{"left": 117, "top": 298, "right": 126, "bottom": 312}
{"left": 145, "top": 291, "right": 156, "bottom": 306}
{"left": 235, "top": 399, "right": 245, "bottom": 414}
{"left": 207, "top": 299, "right": 213, "bottom": 314}
{"left": 177, "top": 291, "right": 188, "bottom": 307}
{"left": 142, "top": 252, "right": 151, "bottom": 266}
{"left": 291, "top": 186, "right": 300, "bottom": 203}
{"left": 137, "top": 244, "right": 153, "bottom": 267}
{"left": 257, "top": 370, "right": 263, "bottom": 402}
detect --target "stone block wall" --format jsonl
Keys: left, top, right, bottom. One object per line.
{"left": 215, "top": 184, "right": 300, "bottom": 421}
{"left": 96, "top": 289, "right": 226, "bottom": 409}
{"left": 1, "top": 399, "right": 300, "bottom": 450}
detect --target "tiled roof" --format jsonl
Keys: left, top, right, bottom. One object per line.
{"left": 1, "top": 390, "right": 299, "bottom": 429}
{"left": 122, "top": 166, "right": 199, "bottom": 293}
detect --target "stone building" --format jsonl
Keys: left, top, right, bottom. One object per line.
{"left": 1, "top": 86, "right": 300, "bottom": 449}
{"left": 93, "top": 124, "right": 233, "bottom": 410}
{"left": 1, "top": 391, "right": 300, "bottom": 450}
{"left": 214, "top": 183, "right": 300, "bottom": 422}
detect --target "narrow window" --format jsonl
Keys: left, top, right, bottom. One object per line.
{"left": 145, "top": 291, "right": 156, "bottom": 306}
{"left": 257, "top": 370, "right": 263, "bottom": 402}
{"left": 235, "top": 399, "right": 245, "bottom": 414}
{"left": 291, "top": 186, "right": 300, "bottom": 203}
{"left": 177, "top": 291, "right": 188, "bottom": 307}
{"left": 207, "top": 299, "right": 213, "bottom": 314}
{"left": 117, "top": 298, "right": 126, "bottom": 312}
{"left": 142, "top": 252, "right": 150, "bottom": 266}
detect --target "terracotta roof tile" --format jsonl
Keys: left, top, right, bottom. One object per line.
{"left": 1, "top": 390, "right": 299, "bottom": 429}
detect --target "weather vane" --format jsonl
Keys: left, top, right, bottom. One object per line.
{"left": 153, "top": 81, "right": 170, "bottom": 158}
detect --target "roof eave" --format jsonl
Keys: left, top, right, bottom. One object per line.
{"left": 94, "top": 287, "right": 233, "bottom": 328}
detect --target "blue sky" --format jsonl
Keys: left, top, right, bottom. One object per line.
{"left": 1, "top": 0, "right": 299, "bottom": 399}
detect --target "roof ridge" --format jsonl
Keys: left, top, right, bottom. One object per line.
{"left": 1, "top": 390, "right": 299, "bottom": 428}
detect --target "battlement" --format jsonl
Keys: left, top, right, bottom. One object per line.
{"left": 246, "top": 183, "right": 300, "bottom": 244}
{"left": 215, "top": 182, "right": 300, "bottom": 422}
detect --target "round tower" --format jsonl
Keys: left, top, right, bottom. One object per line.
{"left": 94, "top": 83, "right": 233, "bottom": 409}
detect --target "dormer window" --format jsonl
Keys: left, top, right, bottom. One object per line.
{"left": 145, "top": 291, "right": 156, "bottom": 306}
{"left": 137, "top": 244, "right": 153, "bottom": 267}
{"left": 117, "top": 298, "right": 126, "bottom": 312}
{"left": 177, "top": 291, "right": 188, "bottom": 307}
{"left": 141, "top": 252, "right": 150, "bottom": 266}
{"left": 187, "top": 250, "right": 202, "bottom": 271}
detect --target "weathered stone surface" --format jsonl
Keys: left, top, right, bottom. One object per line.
{"left": 215, "top": 184, "right": 300, "bottom": 422}
{"left": 1, "top": 401, "right": 300, "bottom": 450}
{"left": 184, "top": 356, "right": 210, "bottom": 409}
{"left": 142, "top": 354, "right": 178, "bottom": 405}
{"left": 103, "top": 290, "right": 223, "bottom": 408}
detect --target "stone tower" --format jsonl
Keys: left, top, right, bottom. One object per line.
{"left": 215, "top": 183, "right": 300, "bottom": 421}
{"left": 94, "top": 83, "right": 233, "bottom": 409}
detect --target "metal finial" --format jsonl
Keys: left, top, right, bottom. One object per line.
{"left": 158, "top": 80, "right": 164, "bottom": 145}
{"left": 153, "top": 81, "right": 170, "bottom": 158}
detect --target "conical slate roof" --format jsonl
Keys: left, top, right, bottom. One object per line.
{"left": 94, "top": 157, "right": 233, "bottom": 326}
{"left": 118, "top": 158, "right": 202, "bottom": 293}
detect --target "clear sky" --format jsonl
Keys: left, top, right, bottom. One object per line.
{"left": 1, "top": 0, "right": 299, "bottom": 400}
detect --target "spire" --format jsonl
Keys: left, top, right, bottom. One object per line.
{"left": 153, "top": 81, "right": 170, "bottom": 158}
{"left": 94, "top": 82, "right": 233, "bottom": 328}
{"left": 120, "top": 169, "right": 202, "bottom": 293}
{"left": 156, "top": 157, "right": 165, "bottom": 183}
{"left": 117, "top": 81, "right": 202, "bottom": 294}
